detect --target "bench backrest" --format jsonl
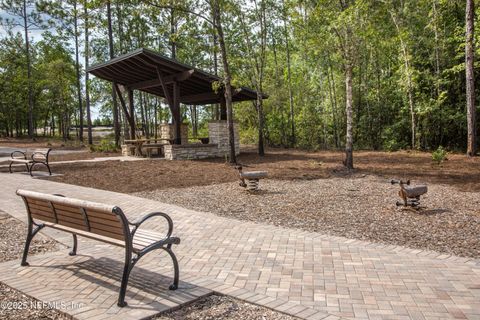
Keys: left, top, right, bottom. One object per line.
{"left": 16, "top": 189, "right": 127, "bottom": 241}
{"left": 31, "top": 148, "right": 51, "bottom": 162}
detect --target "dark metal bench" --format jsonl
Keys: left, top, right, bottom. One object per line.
{"left": 9, "top": 148, "right": 52, "bottom": 176}
{"left": 16, "top": 189, "right": 180, "bottom": 307}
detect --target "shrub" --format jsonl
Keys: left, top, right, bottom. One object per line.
{"left": 89, "top": 139, "right": 118, "bottom": 153}
{"left": 432, "top": 146, "right": 448, "bottom": 165}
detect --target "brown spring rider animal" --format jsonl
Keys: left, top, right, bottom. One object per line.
{"left": 391, "top": 179, "right": 428, "bottom": 208}
{"left": 235, "top": 165, "right": 268, "bottom": 192}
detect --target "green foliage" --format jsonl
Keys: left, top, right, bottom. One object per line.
{"left": 0, "top": 0, "right": 477, "bottom": 155}
{"left": 89, "top": 139, "right": 118, "bottom": 153}
{"left": 432, "top": 146, "right": 448, "bottom": 164}
{"left": 381, "top": 126, "right": 408, "bottom": 152}
{"left": 239, "top": 126, "right": 257, "bottom": 145}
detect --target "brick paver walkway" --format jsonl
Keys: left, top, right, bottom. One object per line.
{"left": 1, "top": 173, "right": 480, "bottom": 320}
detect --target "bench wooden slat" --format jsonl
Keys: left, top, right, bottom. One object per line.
{"left": 27, "top": 201, "right": 54, "bottom": 213}
{"left": 56, "top": 214, "right": 88, "bottom": 228}
{"left": 52, "top": 206, "right": 124, "bottom": 231}
{"left": 42, "top": 222, "right": 162, "bottom": 252}
{"left": 31, "top": 212, "right": 56, "bottom": 223}
{"left": 44, "top": 222, "right": 127, "bottom": 247}
{"left": 87, "top": 215, "right": 123, "bottom": 228}
{"left": 10, "top": 159, "right": 32, "bottom": 163}
{"left": 54, "top": 203, "right": 120, "bottom": 222}
{"left": 18, "top": 190, "right": 115, "bottom": 214}
{"left": 89, "top": 227, "right": 125, "bottom": 240}
{"left": 23, "top": 192, "right": 125, "bottom": 240}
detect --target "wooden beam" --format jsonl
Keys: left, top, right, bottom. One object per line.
{"left": 180, "top": 88, "right": 243, "bottom": 105}
{"left": 127, "top": 88, "right": 136, "bottom": 139}
{"left": 135, "top": 55, "right": 175, "bottom": 107}
{"left": 173, "top": 82, "right": 181, "bottom": 144}
{"left": 113, "top": 83, "right": 135, "bottom": 135}
{"left": 128, "top": 70, "right": 195, "bottom": 90}
{"left": 180, "top": 92, "right": 221, "bottom": 104}
{"left": 156, "top": 67, "right": 174, "bottom": 108}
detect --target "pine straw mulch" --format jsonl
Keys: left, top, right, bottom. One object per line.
{"left": 17, "top": 148, "right": 480, "bottom": 194}
{"left": 136, "top": 174, "right": 480, "bottom": 259}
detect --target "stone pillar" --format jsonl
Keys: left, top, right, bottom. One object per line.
{"left": 159, "top": 123, "right": 188, "bottom": 144}
{"left": 208, "top": 120, "right": 240, "bottom": 156}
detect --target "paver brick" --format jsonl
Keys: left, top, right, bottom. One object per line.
{"left": 1, "top": 173, "right": 480, "bottom": 319}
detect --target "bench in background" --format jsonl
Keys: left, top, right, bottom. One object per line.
{"left": 9, "top": 148, "right": 52, "bottom": 176}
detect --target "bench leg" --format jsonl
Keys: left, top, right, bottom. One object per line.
{"left": 69, "top": 234, "right": 77, "bottom": 256}
{"left": 21, "top": 220, "right": 45, "bottom": 266}
{"left": 118, "top": 249, "right": 133, "bottom": 307}
{"left": 163, "top": 245, "right": 180, "bottom": 290}
{"left": 117, "top": 244, "right": 179, "bottom": 307}
{"left": 45, "top": 163, "right": 52, "bottom": 175}
{"left": 30, "top": 162, "right": 51, "bottom": 176}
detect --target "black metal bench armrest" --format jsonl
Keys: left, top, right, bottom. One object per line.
{"left": 130, "top": 212, "right": 174, "bottom": 240}
{"left": 144, "top": 236, "right": 181, "bottom": 250}
{"left": 11, "top": 151, "right": 26, "bottom": 159}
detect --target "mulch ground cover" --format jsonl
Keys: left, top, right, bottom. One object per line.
{"left": 29, "top": 148, "right": 480, "bottom": 194}
{"left": 138, "top": 176, "right": 480, "bottom": 259}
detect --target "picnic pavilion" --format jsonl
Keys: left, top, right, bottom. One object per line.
{"left": 87, "top": 48, "right": 267, "bottom": 160}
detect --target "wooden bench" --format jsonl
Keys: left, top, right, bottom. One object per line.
{"left": 16, "top": 189, "right": 180, "bottom": 307}
{"left": 9, "top": 148, "right": 52, "bottom": 176}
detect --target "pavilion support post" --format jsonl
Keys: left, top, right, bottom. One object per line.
{"left": 114, "top": 83, "right": 136, "bottom": 140}
{"left": 172, "top": 82, "right": 181, "bottom": 144}
{"left": 127, "top": 88, "right": 136, "bottom": 139}
{"left": 220, "top": 95, "right": 227, "bottom": 120}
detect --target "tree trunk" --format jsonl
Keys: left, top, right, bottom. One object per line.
{"left": 73, "top": 0, "right": 83, "bottom": 142}
{"left": 466, "top": 0, "right": 477, "bottom": 156}
{"left": 257, "top": 97, "right": 265, "bottom": 156}
{"left": 212, "top": 12, "right": 220, "bottom": 120}
{"left": 345, "top": 61, "right": 354, "bottom": 170}
{"left": 23, "top": 0, "right": 34, "bottom": 139}
{"left": 139, "top": 92, "right": 146, "bottom": 137}
{"left": 107, "top": 1, "right": 121, "bottom": 146}
{"left": 154, "top": 98, "right": 158, "bottom": 140}
{"left": 327, "top": 64, "right": 339, "bottom": 149}
{"left": 170, "top": 8, "right": 176, "bottom": 59}
{"left": 84, "top": 0, "right": 93, "bottom": 145}
{"left": 283, "top": 8, "right": 295, "bottom": 147}
{"left": 212, "top": 0, "right": 236, "bottom": 163}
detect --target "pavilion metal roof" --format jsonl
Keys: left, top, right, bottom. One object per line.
{"left": 87, "top": 48, "right": 267, "bottom": 105}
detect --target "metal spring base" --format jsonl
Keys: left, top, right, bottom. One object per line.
{"left": 396, "top": 199, "right": 420, "bottom": 208}
{"left": 246, "top": 179, "right": 259, "bottom": 191}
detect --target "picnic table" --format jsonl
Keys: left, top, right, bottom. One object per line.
{"left": 124, "top": 138, "right": 174, "bottom": 157}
